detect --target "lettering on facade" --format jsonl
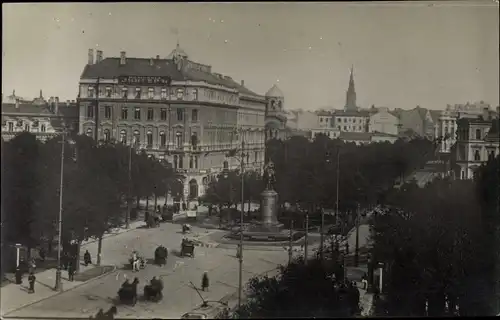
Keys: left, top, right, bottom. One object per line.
{"left": 118, "top": 76, "right": 172, "bottom": 86}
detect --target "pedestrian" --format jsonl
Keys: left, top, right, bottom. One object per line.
{"left": 29, "top": 257, "right": 36, "bottom": 274}
{"left": 84, "top": 250, "right": 92, "bottom": 266}
{"left": 182, "top": 202, "right": 187, "bottom": 211}
{"left": 28, "top": 272, "right": 36, "bottom": 293}
{"left": 361, "top": 273, "right": 368, "bottom": 290}
{"left": 201, "top": 271, "right": 209, "bottom": 291}
{"left": 39, "top": 247, "right": 46, "bottom": 263}
{"left": 68, "top": 262, "right": 75, "bottom": 281}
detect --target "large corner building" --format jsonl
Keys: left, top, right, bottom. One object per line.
{"left": 77, "top": 46, "right": 287, "bottom": 201}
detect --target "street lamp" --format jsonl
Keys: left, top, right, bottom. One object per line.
{"left": 125, "top": 137, "right": 137, "bottom": 229}
{"left": 225, "top": 137, "right": 246, "bottom": 309}
{"left": 55, "top": 130, "right": 75, "bottom": 292}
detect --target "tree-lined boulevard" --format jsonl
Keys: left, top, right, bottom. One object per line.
{"left": 1, "top": 131, "right": 499, "bottom": 318}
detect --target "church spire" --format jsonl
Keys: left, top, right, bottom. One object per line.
{"left": 39, "top": 89, "right": 43, "bottom": 98}
{"left": 345, "top": 65, "right": 357, "bottom": 111}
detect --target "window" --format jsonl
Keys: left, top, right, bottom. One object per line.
{"left": 474, "top": 150, "right": 481, "bottom": 161}
{"left": 194, "top": 156, "right": 198, "bottom": 169}
{"left": 8, "top": 122, "right": 13, "bottom": 131}
{"left": 41, "top": 124, "right": 46, "bottom": 132}
{"left": 176, "top": 132, "right": 182, "bottom": 148}
{"left": 192, "top": 109, "right": 198, "bottom": 122}
{"left": 133, "top": 130, "right": 140, "bottom": 145}
{"left": 88, "top": 86, "right": 95, "bottom": 98}
{"left": 147, "top": 108, "right": 154, "bottom": 121}
{"left": 358, "top": 126, "right": 362, "bottom": 131}
{"left": 104, "top": 129, "right": 110, "bottom": 141}
{"left": 178, "top": 155, "right": 184, "bottom": 168}
{"left": 173, "top": 155, "right": 178, "bottom": 169}
{"left": 161, "top": 88, "right": 167, "bottom": 99}
{"left": 32, "top": 120, "right": 39, "bottom": 128}
{"left": 135, "top": 87, "right": 141, "bottom": 99}
{"left": 121, "top": 107, "right": 128, "bottom": 120}
{"left": 160, "top": 131, "right": 166, "bottom": 147}
{"left": 134, "top": 107, "right": 141, "bottom": 120}
{"left": 24, "top": 124, "right": 30, "bottom": 132}
{"left": 86, "top": 128, "right": 93, "bottom": 137}
{"left": 344, "top": 126, "right": 347, "bottom": 131}
{"left": 147, "top": 131, "right": 153, "bottom": 146}
{"left": 223, "top": 161, "right": 229, "bottom": 169}
{"left": 191, "top": 133, "right": 198, "bottom": 149}
{"left": 148, "top": 88, "right": 154, "bottom": 99}
{"left": 176, "top": 88, "right": 184, "bottom": 100}
{"left": 160, "top": 108, "right": 167, "bottom": 121}
{"left": 120, "top": 129, "right": 127, "bottom": 144}
{"left": 343, "top": 118, "right": 347, "bottom": 123}
{"left": 189, "top": 156, "right": 194, "bottom": 169}
{"left": 488, "top": 150, "right": 495, "bottom": 160}
{"left": 105, "top": 87, "right": 112, "bottom": 98}
{"left": 122, "top": 87, "right": 128, "bottom": 99}
{"left": 193, "top": 89, "right": 198, "bottom": 101}
{"left": 104, "top": 106, "right": 111, "bottom": 119}
{"left": 87, "top": 105, "right": 94, "bottom": 118}
{"left": 338, "top": 126, "right": 341, "bottom": 130}
{"left": 475, "top": 129, "right": 481, "bottom": 140}
{"left": 177, "top": 108, "right": 184, "bottom": 121}
{"left": 320, "top": 118, "right": 323, "bottom": 123}
{"left": 254, "top": 151, "right": 258, "bottom": 162}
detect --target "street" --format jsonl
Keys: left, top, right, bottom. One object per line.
{"left": 4, "top": 222, "right": 289, "bottom": 319}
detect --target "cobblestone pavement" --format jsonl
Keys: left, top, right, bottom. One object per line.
{"left": 3, "top": 222, "right": 288, "bottom": 319}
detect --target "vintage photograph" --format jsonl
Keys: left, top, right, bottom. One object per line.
{"left": 1, "top": 2, "right": 499, "bottom": 319}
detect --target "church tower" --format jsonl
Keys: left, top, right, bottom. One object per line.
{"left": 344, "top": 65, "right": 357, "bottom": 111}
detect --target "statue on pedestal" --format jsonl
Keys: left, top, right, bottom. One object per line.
{"left": 263, "top": 161, "right": 276, "bottom": 191}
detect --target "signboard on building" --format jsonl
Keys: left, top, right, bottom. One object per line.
{"left": 118, "top": 76, "right": 172, "bottom": 86}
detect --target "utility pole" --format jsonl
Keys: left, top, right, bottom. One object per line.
{"left": 304, "top": 210, "right": 309, "bottom": 265}
{"left": 55, "top": 131, "right": 66, "bottom": 292}
{"left": 354, "top": 202, "right": 360, "bottom": 267}
{"left": 335, "top": 149, "right": 340, "bottom": 225}
{"left": 288, "top": 219, "right": 294, "bottom": 264}
{"left": 320, "top": 207, "right": 325, "bottom": 261}
{"left": 237, "top": 140, "right": 245, "bottom": 310}
{"left": 126, "top": 138, "right": 133, "bottom": 229}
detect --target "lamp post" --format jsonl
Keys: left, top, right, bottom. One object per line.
{"left": 55, "top": 130, "right": 75, "bottom": 291}
{"left": 225, "top": 137, "right": 246, "bottom": 309}
{"left": 354, "top": 202, "right": 360, "bottom": 267}
{"left": 125, "top": 137, "right": 136, "bottom": 229}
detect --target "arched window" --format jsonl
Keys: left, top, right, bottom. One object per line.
{"left": 475, "top": 129, "right": 481, "bottom": 140}
{"left": 120, "top": 129, "right": 127, "bottom": 144}
{"left": 147, "top": 130, "right": 153, "bottom": 147}
{"left": 103, "top": 129, "right": 110, "bottom": 141}
{"left": 474, "top": 150, "right": 481, "bottom": 161}
{"left": 179, "top": 155, "right": 184, "bottom": 168}
{"left": 176, "top": 132, "right": 182, "bottom": 148}
{"left": 159, "top": 131, "right": 166, "bottom": 147}
{"left": 173, "top": 155, "right": 178, "bottom": 169}
{"left": 223, "top": 160, "right": 229, "bottom": 169}
{"left": 86, "top": 128, "right": 93, "bottom": 137}
{"left": 189, "top": 179, "right": 198, "bottom": 199}
{"left": 133, "top": 130, "right": 140, "bottom": 145}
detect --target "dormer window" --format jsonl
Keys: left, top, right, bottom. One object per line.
{"left": 88, "top": 86, "right": 95, "bottom": 98}
{"left": 176, "top": 88, "right": 184, "bottom": 100}
{"left": 122, "top": 87, "right": 128, "bottom": 99}
{"left": 161, "top": 88, "right": 167, "bottom": 99}
{"left": 148, "top": 87, "right": 154, "bottom": 99}
{"left": 135, "top": 87, "right": 141, "bottom": 99}
{"left": 105, "top": 86, "right": 112, "bottom": 98}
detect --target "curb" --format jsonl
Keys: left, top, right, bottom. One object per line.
{"left": 2, "top": 265, "right": 117, "bottom": 318}
{"left": 80, "top": 222, "right": 143, "bottom": 247}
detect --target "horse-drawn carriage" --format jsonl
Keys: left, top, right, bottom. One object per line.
{"left": 117, "top": 279, "right": 139, "bottom": 305}
{"left": 143, "top": 277, "right": 164, "bottom": 302}
{"left": 181, "top": 239, "right": 195, "bottom": 258}
{"left": 154, "top": 245, "right": 168, "bottom": 266}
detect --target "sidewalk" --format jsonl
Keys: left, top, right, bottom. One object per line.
{"left": 1, "top": 220, "right": 143, "bottom": 317}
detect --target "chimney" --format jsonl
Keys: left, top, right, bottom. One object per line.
{"left": 150, "top": 58, "right": 154, "bottom": 66}
{"left": 241, "top": 80, "right": 244, "bottom": 86}
{"left": 55, "top": 97, "right": 59, "bottom": 114}
{"left": 88, "top": 49, "right": 94, "bottom": 65}
{"left": 156, "top": 55, "right": 160, "bottom": 60}
{"left": 120, "top": 51, "right": 126, "bottom": 65}
{"left": 96, "top": 50, "right": 103, "bottom": 63}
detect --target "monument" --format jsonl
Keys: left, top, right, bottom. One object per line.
{"left": 247, "top": 160, "right": 284, "bottom": 233}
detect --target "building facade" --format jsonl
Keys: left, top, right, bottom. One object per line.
{"left": 394, "top": 106, "right": 437, "bottom": 139}
{"left": 451, "top": 117, "right": 499, "bottom": 180}
{"left": 1, "top": 91, "right": 78, "bottom": 141}
{"left": 368, "top": 106, "right": 400, "bottom": 135}
{"left": 77, "top": 46, "right": 280, "bottom": 201}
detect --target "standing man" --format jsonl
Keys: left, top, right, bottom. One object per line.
{"left": 28, "top": 272, "right": 36, "bottom": 293}
{"left": 201, "top": 271, "right": 209, "bottom": 291}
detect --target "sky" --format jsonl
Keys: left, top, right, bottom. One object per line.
{"left": 2, "top": 2, "right": 499, "bottom": 111}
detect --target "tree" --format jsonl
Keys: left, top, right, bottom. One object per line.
{"left": 230, "top": 257, "right": 360, "bottom": 318}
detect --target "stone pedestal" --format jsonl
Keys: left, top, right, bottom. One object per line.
{"left": 244, "top": 188, "right": 283, "bottom": 233}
